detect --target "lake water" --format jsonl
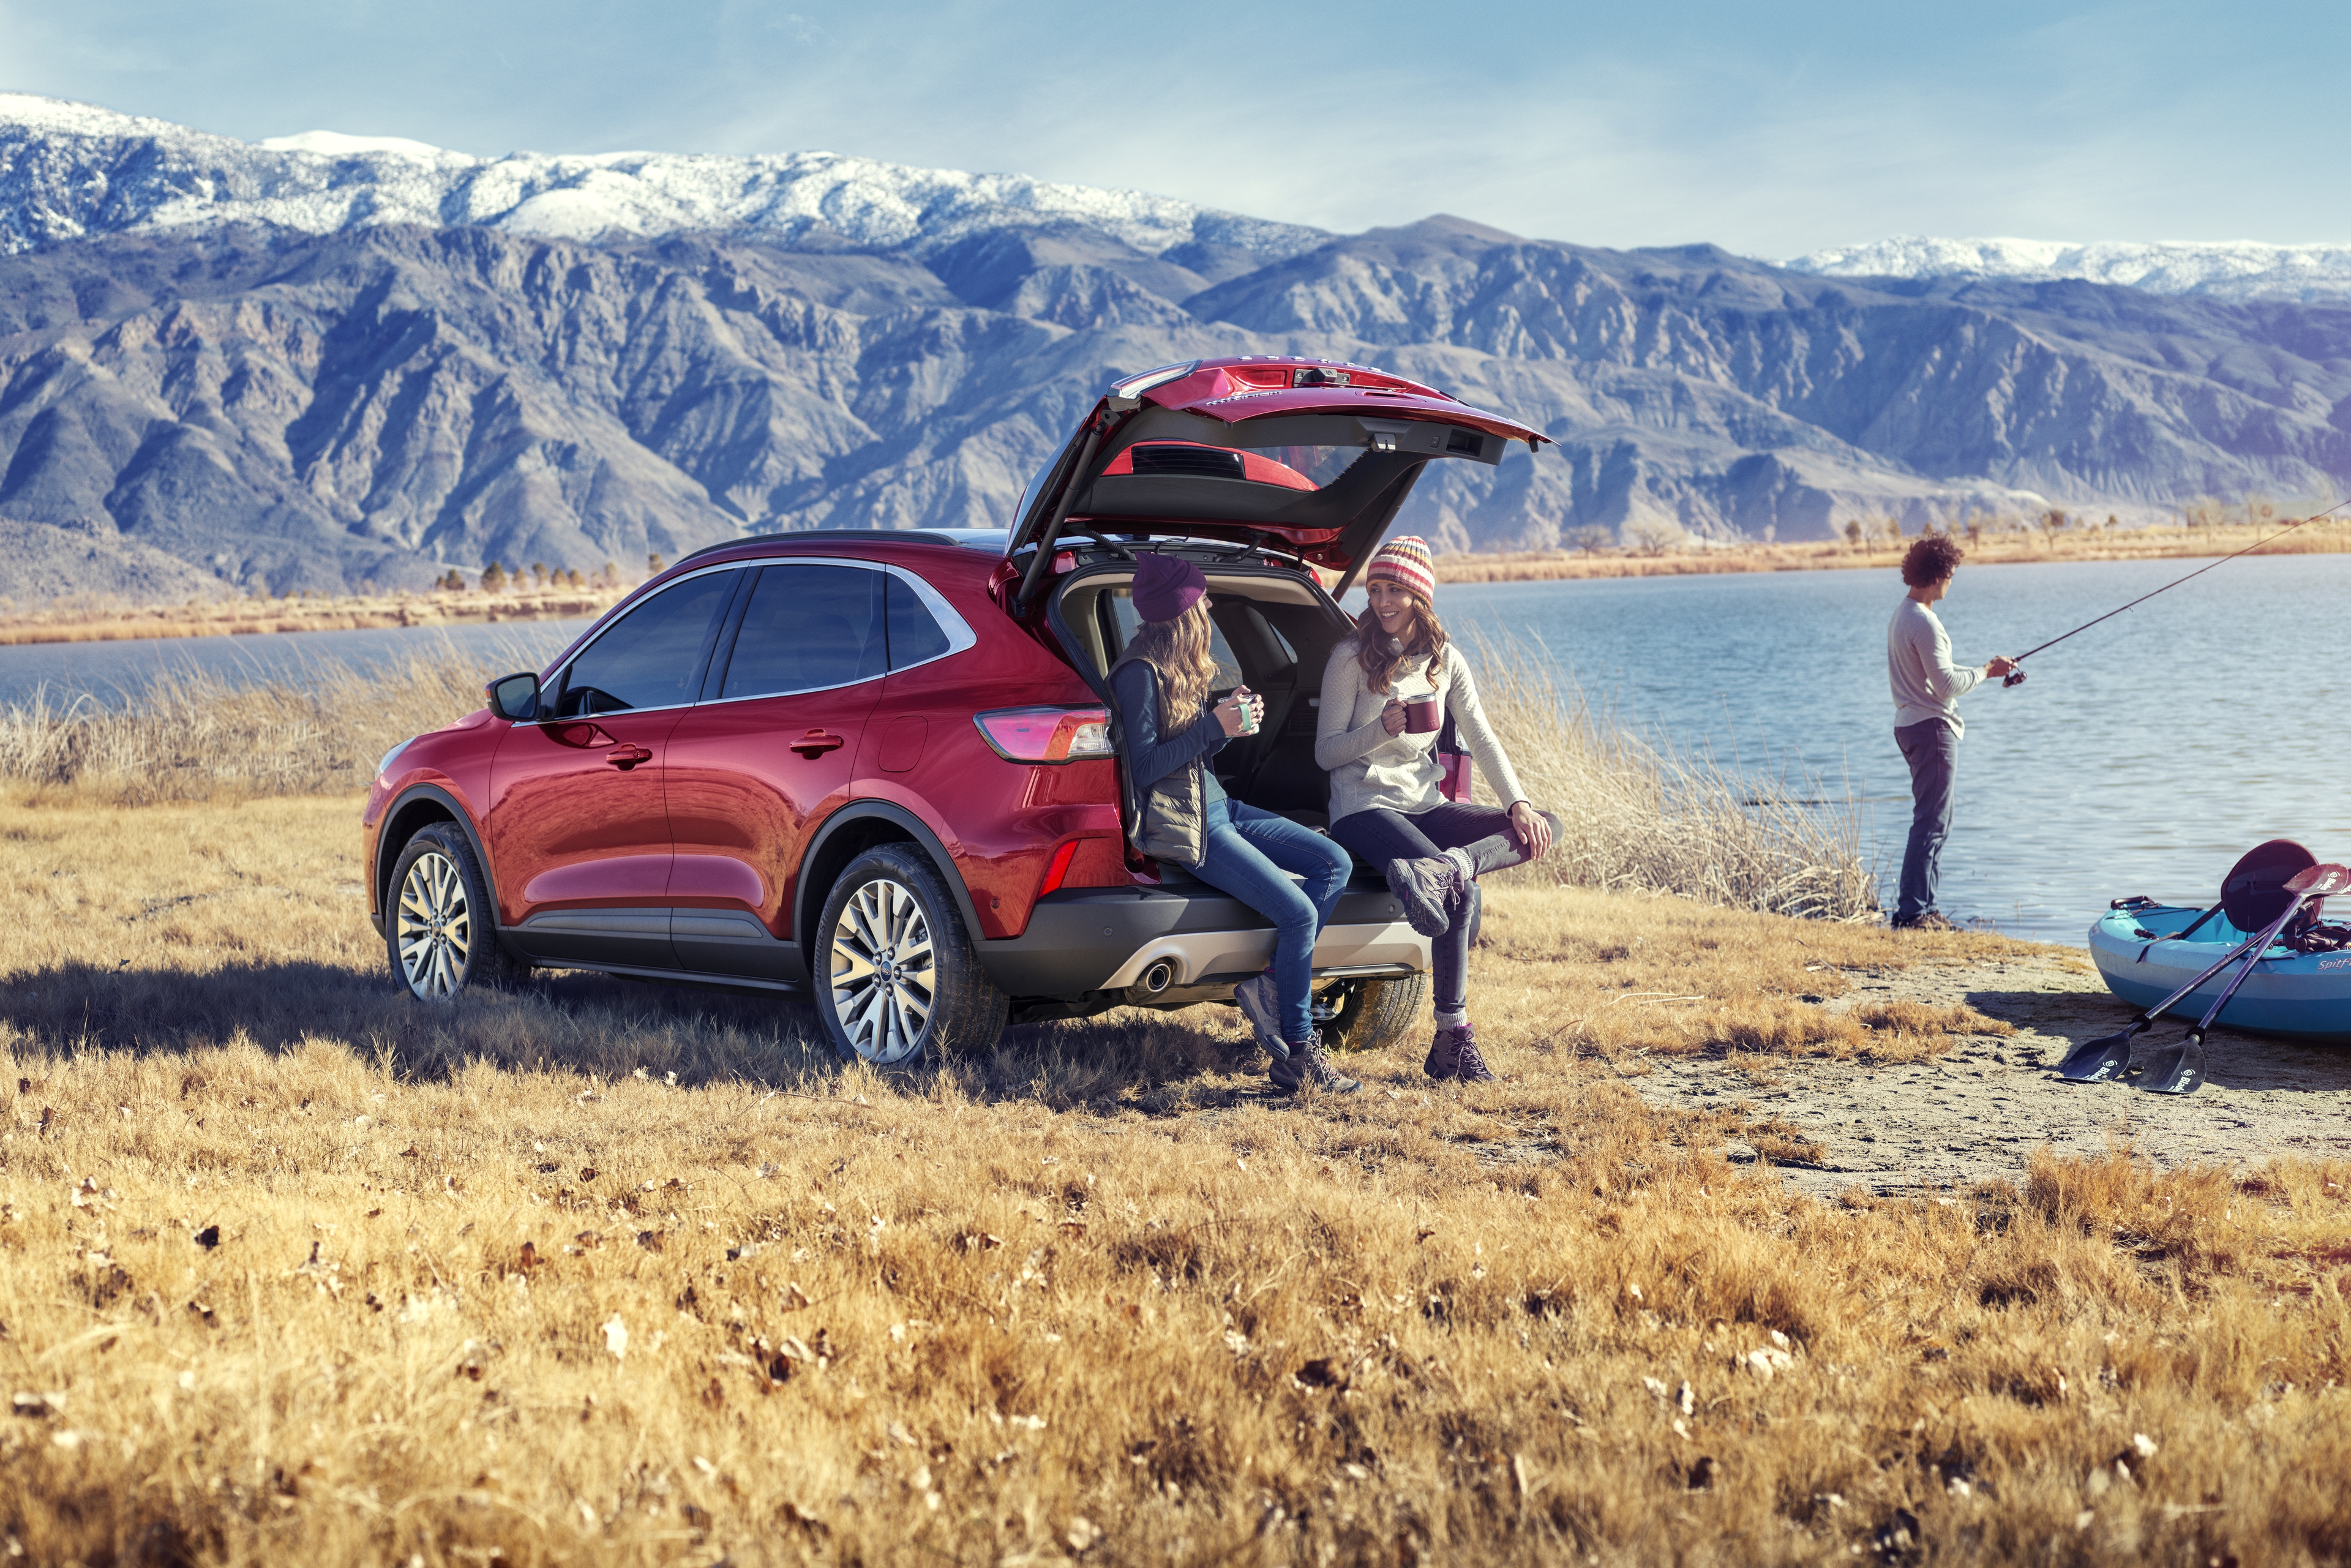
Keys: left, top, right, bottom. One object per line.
{"left": 2, "top": 557, "right": 2339, "bottom": 944}
{"left": 1400, "top": 555, "right": 2351, "bottom": 943}
{"left": 0, "top": 620, "right": 592, "bottom": 708}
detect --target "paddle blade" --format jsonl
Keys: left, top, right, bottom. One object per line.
{"left": 2055, "top": 1027, "right": 2138, "bottom": 1083}
{"left": 2135, "top": 1032, "right": 2207, "bottom": 1096}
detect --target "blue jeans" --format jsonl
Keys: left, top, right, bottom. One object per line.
{"left": 1188, "top": 798, "right": 1353, "bottom": 1043}
{"left": 1894, "top": 718, "right": 1957, "bottom": 922}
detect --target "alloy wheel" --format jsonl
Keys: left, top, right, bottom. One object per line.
{"left": 396, "top": 850, "right": 473, "bottom": 999}
{"left": 828, "top": 876, "right": 937, "bottom": 1065}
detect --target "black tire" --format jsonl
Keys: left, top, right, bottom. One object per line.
{"left": 813, "top": 844, "right": 1007, "bottom": 1067}
{"left": 385, "top": 822, "right": 525, "bottom": 1001}
{"left": 1324, "top": 972, "right": 1429, "bottom": 1055}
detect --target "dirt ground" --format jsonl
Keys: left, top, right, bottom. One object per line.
{"left": 1629, "top": 950, "right": 2351, "bottom": 1198}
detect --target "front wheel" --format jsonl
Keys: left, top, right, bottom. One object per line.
{"left": 814, "top": 844, "right": 1007, "bottom": 1067}
{"left": 385, "top": 822, "right": 523, "bottom": 1000}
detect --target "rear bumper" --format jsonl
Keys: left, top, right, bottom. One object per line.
{"left": 976, "top": 879, "right": 1426, "bottom": 999}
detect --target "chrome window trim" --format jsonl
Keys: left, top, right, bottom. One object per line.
{"left": 699, "top": 556, "right": 977, "bottom": 707}
{"left": 536, "top": 562, "right": 748, "bottom": 722}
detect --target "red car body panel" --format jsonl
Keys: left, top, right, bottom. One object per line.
{"left": 488, "top": 709, "right": 682, "bottom": 923}
{"left": 664, "top": 681, "right": 884, "bottom": 938}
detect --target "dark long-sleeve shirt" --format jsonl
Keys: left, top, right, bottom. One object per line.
{"left": 1111, "top": 659, "right": 1228, "bottom": 806}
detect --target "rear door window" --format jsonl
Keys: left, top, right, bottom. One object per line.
{"left": 717, "top": 564, "right": 887, "bottom": 699}
{"left": 557, "top": 569, "right": 738, "bottom": 715}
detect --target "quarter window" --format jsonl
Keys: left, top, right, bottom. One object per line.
{"left": 557, "top": 570, "right": 737, "bottom": 715}
{"left": 719, "top": 565, "right": 887, "bottom": 699}
{"left": 885, "top": 574, "right": 953, "bottom": 669}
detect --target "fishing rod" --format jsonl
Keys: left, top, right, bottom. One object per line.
{"left": 2000, "top": 497, "right": 2351, "bottom": 686}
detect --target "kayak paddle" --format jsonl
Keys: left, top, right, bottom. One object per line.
{"left": 2134, "top": 862, "right": 2351, "bottom": 1095}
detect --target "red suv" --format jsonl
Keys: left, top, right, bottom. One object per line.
{"left": 363, "top": 356, "right": 1550, "bottom": 1065}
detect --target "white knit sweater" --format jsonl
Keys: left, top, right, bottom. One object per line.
{"left": 1314, "top": 639, "right": 1530, "bottom": 821}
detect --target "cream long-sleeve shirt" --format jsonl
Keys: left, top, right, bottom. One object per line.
{"left": 1887, "top": 597, "right": 1989, "bottom": 735}
{"left": 1316, "top": 639, "right": 1530, "bottom": 822}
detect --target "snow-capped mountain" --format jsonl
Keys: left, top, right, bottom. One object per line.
{"left": 1783, "top": 235, "right": 2351, "bottom": 302}
{"left": 0, "top": 92, "right": 1324, "bottom": 267}
{"left": 5, "top": 95, "right": 2351, "bottom": 597}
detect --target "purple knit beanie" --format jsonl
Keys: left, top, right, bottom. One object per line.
{"left": 1131, "top": 553, "right": 1206, "bottom": 622}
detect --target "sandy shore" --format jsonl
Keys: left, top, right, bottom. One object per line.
{"left": 1637, "top": 950, "right": 2351, "bottom": 1196}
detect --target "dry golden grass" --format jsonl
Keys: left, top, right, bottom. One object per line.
{"left": 1436, "top": 517, "right": 2351, "bottom": 583}
{"left": 1465, "top": 644, "right": 1879, "bottom": 923}
{"left": 3, "top": 794, "right": 2347, "bottom": 1565}
{"left": 0, "top": 588, "right": 627, "bottom": 647}
{"left": 0, "top": 646, "right": 560, "bottom": 804}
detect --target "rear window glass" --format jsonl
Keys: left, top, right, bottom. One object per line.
{"left": 559, "top": 570, "right": 737, "bottom": 714}
{"left": 721, "top": 565, "right": 886, "bottom": 699}
{"left": 1103, "top": 441, "right": 1363, "bottom": 491}
{"left": 1106, "top": 589, "right": 1242, "bottom": 688}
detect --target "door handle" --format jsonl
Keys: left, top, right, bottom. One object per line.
{"left": 790, "top": 730, "right": 846, "bottom": 759}
{"left": 604, "top": 744, "right": 653, "bottom": 771}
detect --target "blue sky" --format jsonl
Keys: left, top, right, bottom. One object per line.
{"left": 2, "top": 0, "right": 2341, "bottom": 256}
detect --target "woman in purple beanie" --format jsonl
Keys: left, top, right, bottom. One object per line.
{"left": 1109, "top": 553, "right": 1359, "bottom": 1094}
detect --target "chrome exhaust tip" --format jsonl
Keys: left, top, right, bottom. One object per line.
{"left": 1139, "top": 959, "right": 1176, "bottom": 994}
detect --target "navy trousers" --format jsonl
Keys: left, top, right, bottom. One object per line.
{"left": 1894, "top": 718, "right": 1958, "bottom": 923}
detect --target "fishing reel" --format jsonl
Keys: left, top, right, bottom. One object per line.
{"left": 2002, "top": 669, "right": 2027, "bottom": 687}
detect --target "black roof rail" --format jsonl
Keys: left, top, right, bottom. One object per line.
{"left": 672, "top": 528, "right": 968, "bottom": 571}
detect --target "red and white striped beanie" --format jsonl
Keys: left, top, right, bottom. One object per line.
{"left": 1365, "top": 535, "right": 1436, "bottom": 600}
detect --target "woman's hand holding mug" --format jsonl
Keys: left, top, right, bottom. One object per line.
{"left": 1380, "top": 699, "right": 1409, "bottom": 737}
{"left": 1214, "top": 692, "right": 1251, "bottom": 737}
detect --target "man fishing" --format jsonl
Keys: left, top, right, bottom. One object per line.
{"left": 1888, "top": 535, "right": 2015, "bottom": 931}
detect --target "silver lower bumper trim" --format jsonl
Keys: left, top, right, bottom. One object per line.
{"left": 1100, "top": 919, "right": 1430, "bottom": 991}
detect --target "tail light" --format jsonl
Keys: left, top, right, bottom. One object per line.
{"left": 973, "top": 705, "right": 1114, "bottom": 763}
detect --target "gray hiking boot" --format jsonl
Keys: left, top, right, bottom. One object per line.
{"left": 1269, "top": 1032, "right": 1361, "bottom": 1095}
{"left": 1231, "top": 972, "right": 1289, "bottom": 1062}
{"left": 1424, "top": 1022, "right": 1495, "bottom": 1083}
{"left": 1384, "top": 857, "right": 1458, "bottom": 938}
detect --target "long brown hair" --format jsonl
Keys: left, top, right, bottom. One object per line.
{"left": 1355, "top": 592, "right": 1449, "bottom": 694}
{"left": 1127, "top": 598, "right": 1221, "bottom": 723}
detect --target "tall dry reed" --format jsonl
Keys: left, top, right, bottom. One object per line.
{"left": 1464, "top": 637, "right": 1878, "bottom": 921}
{"left": 0, "top": 636, "right": 566, "bottom": 803}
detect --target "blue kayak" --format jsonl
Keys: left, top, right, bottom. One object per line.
{"left": 2089, "top": 902, "right": 2351, "bottom": 1043}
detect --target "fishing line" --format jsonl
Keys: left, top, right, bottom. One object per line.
{"left": 2001, "top": 496, "right": 2351, "bottom": 686}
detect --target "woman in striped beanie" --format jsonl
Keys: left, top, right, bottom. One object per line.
{"left": 1314, "top": 535, "right": 1558, "bottom": 1082}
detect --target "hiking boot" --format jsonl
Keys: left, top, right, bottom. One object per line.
{"left": 1384, "top": 857, "right": 1458, "bottom": 938}
{"left": 1893, "top": 910, "right": 1959, "bottom": 932}
{"left": 1270, "top": 1032, "right": 1361, "bottom": 1095}
{"left": 1231, "top": 973, "right": 1289, "bottom": 1062}
{"left": 1425, "top": 1022, "right": 1496, "bottom": 1083}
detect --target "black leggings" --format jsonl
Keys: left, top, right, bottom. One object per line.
{"left": 1328, "top": 802, "right": 1561, "bottom": 1016}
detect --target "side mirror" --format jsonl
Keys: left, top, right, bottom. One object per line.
{"left": 486, "top": 671, "right": 541, "bottom": 721}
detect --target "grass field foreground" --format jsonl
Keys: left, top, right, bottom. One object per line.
{"left": 1, "top": 795, "right": 2348, "bottom": 1564}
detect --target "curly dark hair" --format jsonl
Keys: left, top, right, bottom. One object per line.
{"left": 1901, "top": 535, "right": 1966, "bottom": 587}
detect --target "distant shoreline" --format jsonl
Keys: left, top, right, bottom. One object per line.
{"left": 1, "top": 521, "right": 2344, "bottom": 646}
{"left": 0, "top": 587, "right": 628, "bottom": 648}
{"left": 1430, "top": 520, "right": 2351, "bottom": 584}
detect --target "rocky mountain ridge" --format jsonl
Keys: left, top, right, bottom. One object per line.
{"left": 3, "top": 99, "right": 2349, "bottom": 595}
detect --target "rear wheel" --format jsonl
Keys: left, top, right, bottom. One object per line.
{"left": 814, "top": 844, "right": 1007, "bottom": 1067}
{"left": 1322, "top": 972, "right": 1428, "bottom": 1054}
{"left": 386, "top": 822, "right": 523, "bottom": 1000}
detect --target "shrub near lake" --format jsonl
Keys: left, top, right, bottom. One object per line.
{"left": 0, "top": 686, "right": 2347, "bottom": 1562}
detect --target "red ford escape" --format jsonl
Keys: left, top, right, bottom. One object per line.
{"left": 362, "top": 357, "right": 1551, "bottom": 1066}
